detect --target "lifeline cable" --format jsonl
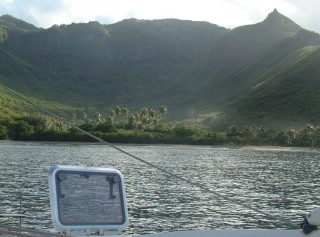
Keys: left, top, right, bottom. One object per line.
{"left": 0, "top": 82, "right": 298, "bottom": 229}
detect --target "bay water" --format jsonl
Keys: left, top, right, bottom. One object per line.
{"left": 1, "top": 141, "right": 320, "bottom": 235}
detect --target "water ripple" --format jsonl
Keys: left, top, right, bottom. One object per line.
{"left": 1, "top": 142, "right": 320, "bottom": 234}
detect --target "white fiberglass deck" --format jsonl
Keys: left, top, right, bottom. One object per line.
{"left": 138, "top": 229, "right": 319, "bottom": 237}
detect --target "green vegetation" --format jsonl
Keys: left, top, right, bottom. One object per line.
{"left": 167, "top": 10, "right": 320, "bottom": 125}
{"left": 2, "top": 102, "right": 320, "bottom": 149}
{"left": 1, "top": 10, "right": 320, "bottom": 137}
{"left": 0, "top": 15, "right": 228, "bottom": 112}
{"left": 235, "top": 46, "right": 320, "bottom": 127}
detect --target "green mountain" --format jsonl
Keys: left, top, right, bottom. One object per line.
{"left": 170, "top": 9, "right": 320, "bottom": 128}
{"left": 236, "top": 44, "right": 320, "bottom": 128}
{"left": 1, "top": 10, "right": 320, "bottom": 130}
{"left": 0, "top": 14, "right": 37, "bottom": 31}
{"left": 171, "top": 10, "right": 301, "bottom": 108}
{"left": 0, "top": 16, "right": 228, "bottom": 111}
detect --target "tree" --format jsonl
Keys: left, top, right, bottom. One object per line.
{"left": 115, "top": 106, "right": 121, "bottom": 116}
{"left": 148, "top": 109, "right": 158, "bottom": 127}
{"left": 21, "top": 115, "right": 51, "bottom": 132}
{"left": 159, "top": 105, "right": 168, "bottom": 121}
{"left": 109, "top": 106, "right": 130, "bottom": 129}
{"left": 108, "top": 110, "right": 116, "bottom": 125}
{"left": 94, "top": 112, "right": 103, "bottom": 124}
{"left": 227, "top": 125, "right": 239, "bottom": 138}
{"left": 297, "top": 124, "right": 314, "bottom": 147}
{"left": 173, "top": 125, "right": 194, "bottom": 137}
{"left": 227, "top": 125, "right": 240, "bottom": 144}
{"left": 0, "top": 125, "right": 8, "bottom": 140}
{"left": 274, "top": 131, "right": 291, "bottom": 146}
{"left": 79, "top": 122, "right": 96, "bottom": 133}
{"left": 139, "top": 107, "right": 150, "bottom": 129}
{"left": 127, "top": 113, "right": 138, "bottom": 130}
{"left": 121, "top": 107, "right": 129, "bottom": 116}
{"left": 96, "top": 121, "right": 116, "bottom": 133}
{"left": 240, "top": 125, "right": 256, "bottom": 142}
{"left": 11, "top": 120, "right": 34, "bottom": 140}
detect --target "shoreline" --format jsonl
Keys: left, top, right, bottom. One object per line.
{"left": 1, "top": 140, "right": 320, "bottom": 153}
{"left": 239, "top": 145, "right": 320, "bottom": 153}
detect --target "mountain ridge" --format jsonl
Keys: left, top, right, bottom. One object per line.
{"left": 1, "top": 16, "right": 229, "bottom": 109}
{"left": 1, "top": 11, "right": 320, "bottom": 130}
{"left": 166, "top": 9, "right": 305, "bottom": 112}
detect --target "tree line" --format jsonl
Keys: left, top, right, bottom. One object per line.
{"left": 1, "top": 105, "right": 320, "bottom": 147}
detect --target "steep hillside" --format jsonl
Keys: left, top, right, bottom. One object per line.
{"left": 0, "top": 14, "right": 37, "bottom": 31}
{"left": 169, "top": 9, "right": 303, "bottom": 112}
{"left": 0, "top": 17, "right": 228, "bottom": 111}
{"left": 0, "top": 79, "right": 80, "bottom": 122}
{"left": 1, "top": 11, "right": 320, "bottom": 130}
{"left": 168, "top": 9, "right": 320, "bottom": 129}
{"left": 234, "top": 45, "right": 320, "bottom": 128}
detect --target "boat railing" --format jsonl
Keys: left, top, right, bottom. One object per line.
{"left": 0, "top": 191, "right": 52, "bottom": 229}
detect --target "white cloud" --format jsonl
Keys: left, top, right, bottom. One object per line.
{"left": 0, "top": 0, "right": 13, "bottom": 3}
{"left": 0, "top": 0, "right": 319, "bottom": 32}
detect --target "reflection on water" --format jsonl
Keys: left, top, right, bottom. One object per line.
{"left": 0, "top": 142, "right": 320, "bottom": 235}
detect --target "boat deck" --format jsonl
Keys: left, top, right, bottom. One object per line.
{"left": 139, "top": 229, "right": 318, "bottom": 237}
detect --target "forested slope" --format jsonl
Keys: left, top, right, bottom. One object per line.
{"left": 1, "top": 10, "right": 320, "bottom": 131}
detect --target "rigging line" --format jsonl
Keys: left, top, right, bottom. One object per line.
{"left": 0, "top": 82, "right": 297, "bottom": 229}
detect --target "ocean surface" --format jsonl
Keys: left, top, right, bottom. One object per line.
{"left": 1, "top": 141, "right": 320, "bottom": 235}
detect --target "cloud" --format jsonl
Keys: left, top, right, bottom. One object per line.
{"left": 281, "top": 0, "right": 320, "bottom": 33}
{"left": 0, "top": 0, "right": 13, "bottom": 3}
{"left": 0, "top": 0, "right": 63, "bottom": 27}
{"left": 0, "top": 0, "right": 319, "bottom": 32}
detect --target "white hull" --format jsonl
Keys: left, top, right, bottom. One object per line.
{"left": 2, "top": 226, "right": 319, "bottom": 237}
{"left": 138, "top": 229, "right": 320, "bottom": 237}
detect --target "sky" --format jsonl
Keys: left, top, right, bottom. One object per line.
{"left": 0, "top": 0, "right": 319, "bottom": 33}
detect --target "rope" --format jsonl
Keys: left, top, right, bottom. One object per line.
{"left": 0, "top": 82, "right": 298, "bottom": 229}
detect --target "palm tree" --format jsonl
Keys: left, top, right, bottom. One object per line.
{"left": 108, "top": 109, "right": 116, "bottom": 124}
{"left": 159, "top": 105, "right": 168, "bottom": 116}
{"left": 298, "top": 124, "right": 315, "bottom": 147}
{"left": 94, "top": 112, "right": 103, "bottom": 124}
{"left": 115, "top": 106, "right": 122, "bottom": 116}
{"left": 148, "top": 109, "right": 159, "bottom": 127}
{"left": 241, "top": 125, "right": 256, "bottom": 142}
{"left": 127, "top": 113, "right": 138, "bottom": 130}
{"left": 139, "top": 107, "right": 150, "bottom": 129}
{"left": 121, "top": 107, "right": 129, "bottom": 116}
